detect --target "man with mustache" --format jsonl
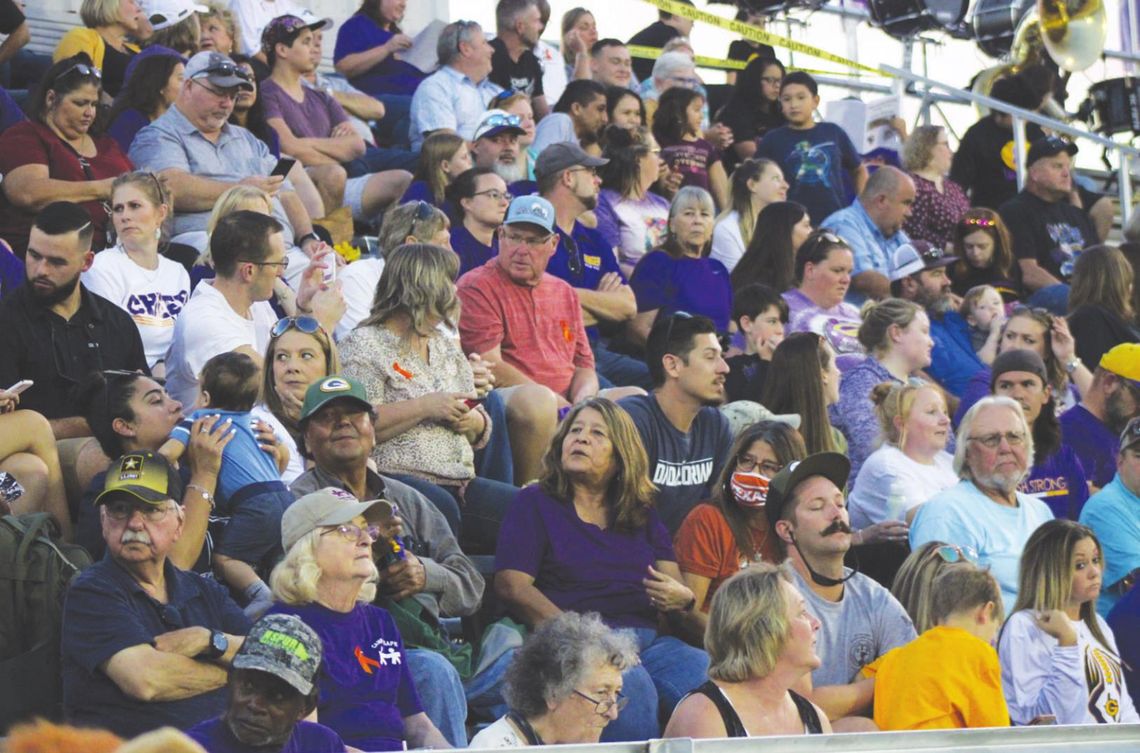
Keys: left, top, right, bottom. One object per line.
{"left": 1062, "top": 344, "right": 1140, "bottom": 490}
{"left": 765, "top": 452, "right": 916, "bottom": 724}
{"left": 188, "top": 613, "right": 347, "bottom": 753}
{"left": 0, "top": 201, "right": 147, "bottom": 439}
{"left": 61, "top": 451, "right": 251, "bottom": 738}
{"left": 911, "top": 395, "right": 1054, "bottom": 608}
{"left": 889, "top": 239, "right": 983, "bottom": 398}
{"left": 470, "top": 108, "right": 530, "bottom": 188}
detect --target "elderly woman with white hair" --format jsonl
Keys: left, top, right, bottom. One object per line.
{"left": 628, "top": 186, "right": 732, "bottom": 348}
{"left": 909, "top": 395, "right": 1055, "bottom": 608}
{"left": 664, "top": 565, "right": 830, "bottom": 738}
{"left": 470, "top": 612, "right": 640, "bottom": 747}
{"left": 267, "top": 488, "right": 450, "bottom": 752}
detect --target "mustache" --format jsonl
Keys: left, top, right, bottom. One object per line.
{"left": 821, "top": 520, "right": 852, "bottom": 536}
{"left": 121, "top": 530, "right": 152, "bottom": 545}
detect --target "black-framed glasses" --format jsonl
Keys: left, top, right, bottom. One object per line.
{"left": 321, "top": 523, "right": 381, "bottom": 543}
{"left": 191, "top": 61, "right": 250, "bottom": 82}
{"left": 563, "top": 233, "right": 582, "bottom": 278}
{"left": 935, "top": 544, "right": 979, "bottom": 564}
{"left": 239, "top": 256, "right": 290, "bottom": 271}
{"left": 573, "top": 689, "right": 627, "bottom": 715}
{"left": 500, "top": 228, "right": 553, "bottom": 249}
{"left": 55, "top": 62, "right": 102, "bottom": 84}
{"left": 473, "top": 189, "right": 512, "bottom": 202}
{"left": 661, "top": 310, "right": 694, "bottom": 349}
{"left": 967, "top": 431, "right": 1026, "bottom": 449}
{"left": 271, "top": 316, "right": 322, "bottom": 338}
{"left": 737, "top": 455, "right": 783, "bottom": 477}
{"left": 191, "top": 79, "right": 240, "bottom": 100}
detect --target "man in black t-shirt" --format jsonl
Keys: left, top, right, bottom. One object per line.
{"left": 0, "top": 0, "right": 28, "bottom": 72}
{"left": 489, "top": 0, "right": 548, "bottom": 119}
{"left": 627, "top": 0, "right": 694, "bottom": 81}
{"left": 998, "top": 136, "right": 1096, "bottom": 311}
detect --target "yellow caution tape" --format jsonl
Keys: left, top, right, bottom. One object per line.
{"left": 627, "top": 44, "right": 880, "bottom": 77}
{"left": 637, "top": 0, "right": 890, "bottom": 77}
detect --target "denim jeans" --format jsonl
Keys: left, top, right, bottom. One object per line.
{"left": 344, "top": 144, "right": 419, "bottom": 177}
{"left": 452, "top": 477, "right": 516, "bottom": 556}
{"left": 474, "top": 389, "right": 514, "bottom": 485}
{"left": 374, "top": 93, "right": 414, "bottom": 149}
{"left": 407, "top": 645, "right": 517, "bottom": 746}
{"left": 600, "top": 628, "right": 709, "bottom": 742}
{"left": 592, "top": 338, "right": 653, "bottom": 390}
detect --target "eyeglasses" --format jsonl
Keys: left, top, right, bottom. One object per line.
{"left": 191, "top": 79, "right": 240, "bottom": 100}
{"left": 473, "top": 189, "right": 512, "bottom": 202}
{"left": 967, "top": 431, "right": 1026, "bottom": 449}
{"left": 667, "top": 75, "right": 700, "bottom": 89}
{"left": 479, "top": 112, "right": 523, "bottom": 130}
{"left": 191, "top": 61, "right": 251, "bottom": 82}
{"left": 737, "top": 456, "right": 783, "bottom": 477}
{"left": 321, "top": 523, "right": 381, "bottom": 542}
{"left": 760, "top": 76, "right": 783, "bottom": 86}
{"left": 240, "top": 256, "right": 290, "bottom": 271}
{"left": 55, "top": 62, "right": 102, "bottom": 85}
{"left": 934, "top": 544, "right": 979, "bottom": 564}
{"left": 661, "top": 310, "right": 694, "bottom": 350}
{"left": 272, "top": 316, "right": 321, "bottom": 338}
{"left": 573, "top": 689, "right": 628, "bottom": 715}
{"left": 103, "top": 499, "right": 174, "bottom": 522}
{"left": 501, "top": 228, "right": 553, "bottom": 249}
{"left": 410, "top": 200, "right": 436, "bottom": 237}
{"left": 563, "top": 233, "right": 582, "bottom": 278}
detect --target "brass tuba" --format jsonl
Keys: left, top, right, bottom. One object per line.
{"left": 972, "top": 0, "right": 1107, "bottom": 116}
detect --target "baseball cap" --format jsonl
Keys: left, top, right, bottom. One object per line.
{"left": 1099, "top": 343, "right": 1140, "bottom": 388}
{"left": 1120, "top": 416, "right": 1140, "bottom": 453}
{"left": 533, "top": 142, "right": 609, "bottom": 181}
{"left": 233, "top": 614, "right": 323, "bottom": 696}
{"left": 719, "top": 402, "right": 801, "bottom": 439}
{"left": 990, "top": 348, "right": 1048, "bottom": 388}
{"left": 299, "top": 375, "right": 373, "bottom": 423}
{"left": 123, "top": 45, "right": 187, "bottom": 86}
{"left": 261, "top": 14, "right": 334, "bottom": 57}
{"left": 503, "top": 195, "right": 556, "bottom": 234}
{"left": 281, "top": 487, "right": 395, "bottom": 552}
{"left": 764, "top": 452, "right": 851, "bottom": 529}
{"left": 1027, "top": 136, "right": 1078, "bottom": 167}
{"left": 473, "top": 109, "right": 526, "bottom": 142}
{"left": 142, "top": 0, "right": 208, "bottom": 31}
{"left": 94, "top": 452, "right": 184, "bottom": 507}
{"left": 889, "top": 240, "right": 958, "bottom": 282}
{"left": 184, "top": 51, "right": 254, "bottom": 91}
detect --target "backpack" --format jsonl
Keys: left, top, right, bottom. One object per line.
{"left": 0, "top": 512, "right": 93, "bottom": 731}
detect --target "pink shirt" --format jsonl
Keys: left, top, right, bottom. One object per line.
{"left": 457, "top": 259, "right": 594, "bottom": 397}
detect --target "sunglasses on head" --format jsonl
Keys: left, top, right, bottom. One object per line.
{"left": 55, "top": 62, "right": 102, "bottom": 85}
{"left": 482, "top": 113, "right": 522, "bottom": 130}
{"left": 192, "top": 61, "right": 250, "bottom": 81}
{"left": 935, "top": 544, "right": 979, "bottom": 564}
{"left": 272, "top": 316, "right": 322, "bottom": 338}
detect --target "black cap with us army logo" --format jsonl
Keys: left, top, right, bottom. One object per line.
{"left": 94, "top": 451, "right": 184, "bottom": 507}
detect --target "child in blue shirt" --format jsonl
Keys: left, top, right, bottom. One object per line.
{"left": 160, "top": 352, "right": 290, "bottom": 617}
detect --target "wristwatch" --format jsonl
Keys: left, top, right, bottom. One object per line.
{"left": 200, "top": 630, "right": 228, "bottom": 660}
{"left": 1064, "top": 356, "right": 1081, "bottom": 374}
{"left": 297, "top": 231, "right": 320, "bottom": 249}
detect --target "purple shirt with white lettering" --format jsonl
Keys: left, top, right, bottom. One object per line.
{"left": 1020, "top": 445, "right": 1090, "bottom": 521}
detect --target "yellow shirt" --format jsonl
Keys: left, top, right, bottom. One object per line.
{"left": 862, "top": 625, "right": 1011, "bottom": 730}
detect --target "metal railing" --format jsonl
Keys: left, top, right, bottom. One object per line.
{"left": 881, "top": 64, "right": 1140, "bottom": 221}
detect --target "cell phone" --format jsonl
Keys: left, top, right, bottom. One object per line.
{"left": 463, "top": 397, "right": 484, "bottom": 409}
{"left": 323, "top": 256, "right": 337, "bottom": 284}
{"left": 270, "top": 157, "right": 297, "bottom": 178}
{"left": 5, "top": 379, "right": 33, "bottom": 395}
{"left": 1028, "top": 714, "right": 1057, "bottom": 725}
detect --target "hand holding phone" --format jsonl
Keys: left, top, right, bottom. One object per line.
{"left": 5, "top": 379, "right": 33, "bottom": 396}
{"left": 270, "top": 157, "right": 297, "bottom": 178}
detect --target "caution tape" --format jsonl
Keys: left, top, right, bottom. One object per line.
{"left": 627, "top": 44, "right": 879, "bottom": 77}
{"left": 636, "top": 0, "right": 890, "bottom": 77}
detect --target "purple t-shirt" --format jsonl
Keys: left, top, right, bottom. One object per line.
{"left": 1020, "top": 445, "right": 1090, "bottom": 521}
{"left": 451, "top": 224, "right": 496, "bottom": 277}
{"left": 1059, "top": 404, "right": 1119, "bottom": 490}
{"left": 333, "top": 14, "right": 425, "bottom": 97}
{"left": 495, "top": 484, "right": 675, "bottom": 630}
{"left": 265, "top": 602, "right": 422, "bottom": 752}
{"left": 630, "top": 251, "right": 732, "bottom": 332}
{"left": 260, "top": 79, "right": 348, "bottom": 140}
{"left": 660, "top": 138, "right": 720, "bottom": 193}
{"left": 187, "top": 718, "right": 345, "bottom": 753}
{"left": 782, "top": 288, "right": 864, "bottom": 363}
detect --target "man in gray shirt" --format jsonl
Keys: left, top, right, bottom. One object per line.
{"left": 620, "top": 313, "right": 733, "bottom": 533}
{"left": 129, "top": 50, "right": 326, "bottom": 264}
{"left": 289, "top": 375, "right": 496, "bottom": 746}
{"left": 765, "top": 452, "right": 916, "bottom": 726}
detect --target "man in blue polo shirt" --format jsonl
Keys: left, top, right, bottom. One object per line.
{"left": 1081, "top": 416, "right": 1140, "bottom": 618}
{"left": 61, "top": 452, "right": 250, "bottom": 737}
{"left": 537, "top": 141, "right": 649, "bottom": 388}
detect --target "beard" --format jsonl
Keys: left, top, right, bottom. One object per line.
{"left": 492, "top": 158, "right": 528, "bottom": 185}
{"left": 973, "top": 466, "right": 1028, "bottom": 496}
{"left": 28, "top": 271, "right": 81, "bottom": 306}
{"left": 1105, "top": 388, "right": 1138, "bottom": 435}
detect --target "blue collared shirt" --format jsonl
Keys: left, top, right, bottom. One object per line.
{"left": 129, "top": 104, "right": 285, "bottom": 237}
{"left": 409, "top": 65, "right": 503, "bottom": 151}
{"left": 821, "top": 200, "right": 909, "bottom": 307}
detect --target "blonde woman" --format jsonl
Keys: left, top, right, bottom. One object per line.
{"left": 339, "top": 243, "right": 515, "bottom": 553}
{"left": 401, "top": 131, "right": 473, "bottom": 207}
{"left": 54, "top": 0, "right": 144, "bottom": 97}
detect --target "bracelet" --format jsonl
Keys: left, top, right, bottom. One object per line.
{"left": 186, "top": 483, "right": 215, "bottom": 511}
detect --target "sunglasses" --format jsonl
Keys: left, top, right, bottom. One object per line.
{"left": 481, "top": 112, "right": 522, "bottom": 130}
{"left": 272, "top": 316, "right": 322, "bottom": 338}
{"left": 661, "top": 310, "right": 694, "bottom": 349}
{"left": 563, "top": 233, "right": 582, "bottom": 278}
{"left": 191, "top": 61, "right": 251, "bottom": 82}
{"left": 55, "top": 62, "right": 102, "bottom": 85}
{"left": 935, "top": 544, "right": 979, "bottom": 564}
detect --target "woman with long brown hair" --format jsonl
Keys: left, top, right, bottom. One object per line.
{"left": 1067, "top": 244, "right": 1139, "bottom": 367}
{"left": 949, "top": 208, "right": 1021, "bottom": 301}
{"left": 761, "top": 332, "right": 845, "bottom": 455}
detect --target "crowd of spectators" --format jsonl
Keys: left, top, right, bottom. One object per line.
{"left": 1, "top": 0, "right": 1140, "bottom": 751}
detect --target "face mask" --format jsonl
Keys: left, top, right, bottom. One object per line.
{"left": 730, "top": 471, "right": 770, "bottom": 508}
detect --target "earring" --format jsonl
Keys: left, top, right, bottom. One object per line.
{"left": 154, "top": 227, "right": 162, "bottom": 241}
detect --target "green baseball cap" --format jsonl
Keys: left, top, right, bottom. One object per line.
{"left": 94, "top": 451, "right": 184, "bottom": 507}
{"left": 299, "top": 375, "right": 373, "bottom": 423}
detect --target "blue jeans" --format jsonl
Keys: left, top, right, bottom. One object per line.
{"left": 592, "top": 338, "right": 652, "bottom": 390}
{"left": 387, "top": 472, "right": 516, "bottom": 554}
{"left": 374, "top": 93, "right": 414, "bottom": 149}
{"left": 600, "top": 629, "right": 709, "bottom": 742}
{"left": 1027, "top": 283, "right": 1070, "bottom": 316}
{"left": 474, "top": 389, "right": 514, "bottom": 485}
{"left": 389, "top": 474, "right": 461, "bottom": 536}
{"left": 407, "top": 646, "right": 516, "bottom": 746}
